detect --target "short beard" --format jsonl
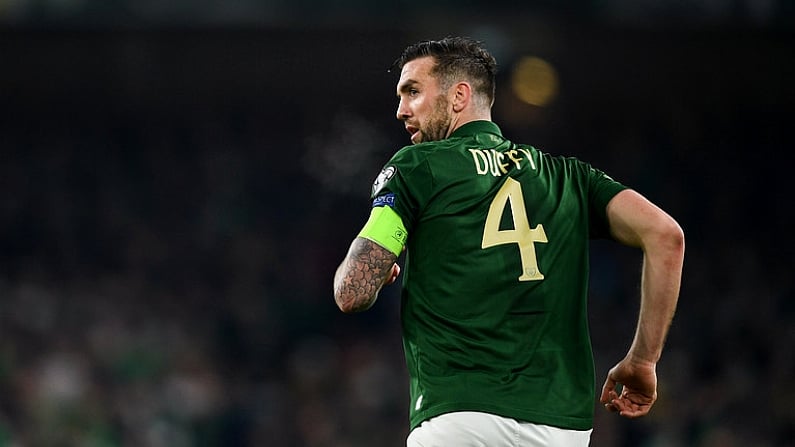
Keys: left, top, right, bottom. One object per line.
{"left": 419, "top": 94, "right": 452, "bottom": 143}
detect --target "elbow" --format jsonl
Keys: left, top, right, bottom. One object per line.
{"left": 334, "top": 290, "right": 353, "bottom": 314}
{"left": 653, "top": 218, "right": 685, "bottom": 260}
{"left": 336, "top": 301, "right": 372, "bottom": 314}
{"left": 335, "top": 295, "right": 357, "bottom": 314}
{"left": 666, "top": 220, "right": 685, "bottom": 255}
{"left": 337, "top": 303, "right": 355, "bottom": 314}
{"left": 334, "top": 288, "right": 374, "bottom": 314}
{"left": 333, "top": 270, "right": 356, "bottom": 313}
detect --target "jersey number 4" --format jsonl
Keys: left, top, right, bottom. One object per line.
{"left": 482, "top": 177, "right": 548, "bottom": 281}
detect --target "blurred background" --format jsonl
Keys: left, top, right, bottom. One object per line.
{"left": 1, "top": 1, "right": 794, "bottom": 446}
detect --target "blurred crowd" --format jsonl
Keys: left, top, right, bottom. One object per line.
{"left": 1, "top": 103, "right": 409, "bottom": 446}
{"left": 1, "top": 27, "right": 793, "bottom": 447}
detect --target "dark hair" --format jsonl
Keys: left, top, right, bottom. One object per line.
{"left": 392, "top": 36, "right": 498, "bottom": 105}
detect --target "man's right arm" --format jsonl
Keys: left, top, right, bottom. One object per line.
{"left": 599, "top": 189, "right": 685, "bottom": 418}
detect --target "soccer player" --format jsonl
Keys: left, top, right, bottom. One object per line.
{"left": 333, "top": 36, "right": 684, "bottom": 446}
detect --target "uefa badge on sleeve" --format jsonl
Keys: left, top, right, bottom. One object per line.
{"left": 371, "top": 166, "right": 396, "bottom": 196}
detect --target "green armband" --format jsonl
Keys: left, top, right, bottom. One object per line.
{"left": 358, "top": 206, "right": 408, "bottom": 256}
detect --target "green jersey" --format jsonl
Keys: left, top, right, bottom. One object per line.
{"left": 370, "top": 121, "right": 626, "bottom": 431}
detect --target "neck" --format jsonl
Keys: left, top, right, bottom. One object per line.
{"left": 446, "top": 110, "right": 492, "bottom": 138}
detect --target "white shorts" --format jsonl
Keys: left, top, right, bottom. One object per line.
{"left": 406, "top": 411, "right": 592, "bottom": 447}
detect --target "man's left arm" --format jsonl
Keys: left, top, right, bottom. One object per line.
{"left": 334, "top": 237, "right": 400, "bottom": 313}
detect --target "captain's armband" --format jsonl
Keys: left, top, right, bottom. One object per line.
{"left": 358, "top": 205, "right": 408, "bottom": 257}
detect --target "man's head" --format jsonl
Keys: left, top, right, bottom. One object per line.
{"left": 393, "top": 37, "right": 498, "bottom": 144}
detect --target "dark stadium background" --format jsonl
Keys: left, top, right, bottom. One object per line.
{"left": 1, "top": 1, "right": 793, "bottom": 445}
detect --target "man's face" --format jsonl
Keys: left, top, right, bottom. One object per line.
{"left": 396, "top": 56, "right": 452, "bottom": 144}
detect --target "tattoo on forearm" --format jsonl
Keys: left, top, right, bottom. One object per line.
{"left": 335, "top": 238, "right": 397, "bottom": 312}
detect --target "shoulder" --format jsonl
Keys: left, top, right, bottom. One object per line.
{"left": 535, "top": 149, "right": 602, "bottom": 175}
{"left": 391, "top": 139, "right": 460, "bottom": 161}
{"left": 383, "top": 139, "right": 463, "bottom": 176}
{"left": 373, "top": 140, "right": 467, "bottom": 197}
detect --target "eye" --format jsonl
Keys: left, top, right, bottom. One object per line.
{"left": 409, "top": 88, "right": 419, "bottom": 97}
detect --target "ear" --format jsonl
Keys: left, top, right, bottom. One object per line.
{"left": 451, "top": 81, "right": 471, "bottom": 113}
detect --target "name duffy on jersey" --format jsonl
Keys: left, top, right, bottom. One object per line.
{"left": 469, "top": 147, "right": 537, "bottom": 177}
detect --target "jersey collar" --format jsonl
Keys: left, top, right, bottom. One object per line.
{"left": 449, "top": 120, "right": 503, "bottom": 139}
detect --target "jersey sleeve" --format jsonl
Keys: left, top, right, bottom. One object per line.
{"left": 586, "top": 164, "right": 627, "bottom": 239}
{"left": 368, "top": 146, "right": 433, "bottom": 235}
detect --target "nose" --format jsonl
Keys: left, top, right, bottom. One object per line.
{"left": 396, "top": 98, "right": 410, "bottom": 121}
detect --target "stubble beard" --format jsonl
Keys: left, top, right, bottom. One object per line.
{"left": 418, "top": 95, "right": 452, "bottom": 143}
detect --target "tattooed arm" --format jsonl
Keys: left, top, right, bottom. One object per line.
{"left": 334, "top": 237, "right": 401, "bottom": 313}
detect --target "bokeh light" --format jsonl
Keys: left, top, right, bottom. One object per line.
{"left": 510, "top": 56, "right": 559, "bottom": 107}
